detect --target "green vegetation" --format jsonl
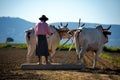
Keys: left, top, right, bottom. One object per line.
{"left": 0, "top": 43, "right": 120, "bottom": 52}
{"left": 103, "top": 46, "right": 120, "bottom": 53}
{"left": 0, "top": 43, "right": 119, "bottom": 68}
{"left": 100, "top": 52, "right": 120, "bottom": 67}
{"left": 0, "top": 43, "right": 27, "bottom": 49}
{"left": 0, "top": 43, "right": 76, "bottom": 50}
{"left": 57, "top": 44, "right": 76, "bottom": 50}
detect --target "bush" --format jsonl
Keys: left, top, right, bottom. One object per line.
{"left": 103, "top": 46, "right": 120, "bottom": 53}
{"left": 0, "top": 43, "right": 27, "bottom": 49}
{"left": 0, "top": 44, "right": 15, "bottom": 48}
{"left": 15, "top": 44, "right": 27, "bottom": 49}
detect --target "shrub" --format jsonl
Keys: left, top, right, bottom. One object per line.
{"left": 0, "top": 43, "right": 27, "bottom": 49}
{"left": 103, "top": 46, "right": 120, "bottom": 53}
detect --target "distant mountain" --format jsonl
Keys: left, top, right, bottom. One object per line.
{"left": 0, "top": 17, "right": 35, "bottom": 43}
{"left": 0, "top": 17, "right": 120, "bottom": 47}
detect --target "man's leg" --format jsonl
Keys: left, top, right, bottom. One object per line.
{"left": 38, "top": 56, "right": 42, "bottom": 64}
{"left": 45, "top": 56, "right": 50, "bottom": 64}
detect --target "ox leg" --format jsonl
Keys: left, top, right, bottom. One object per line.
{"left": 45, "top": 56, "right": 51, "bottom": 64}
{"left": 38, "top": 56, "right": 42, "bottom": 64}
{"left": 78, "top": 48, "right": 86, "bottom": 65}
{"left": 93, "top": 49, "right": 102, "bottom": 68}
{"left": 75, "top": 43, "right": 80, "bottom": 63}
{"left": 26, "top": 47, "right": 31, "bottom": 63}
{"left": 48, "top": 55, "right": 53, "bottom": 62}
{"left": 48, "top": 51, "right": 56, "bottom": 63}
{"left": 48, "top": 54, "right": 54, "bottom": 63}
{"left": 26, "top": 45, "right": 35, "bottom": 63}
{"left": 76, "top": 49, "right": 80, "bottom": 63}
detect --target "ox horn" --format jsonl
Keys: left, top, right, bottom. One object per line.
{"left": 78, "top": 18, "right": 81, "bottom": 28}
{"left": 60, "top": 22, "right": 63, "bottom": 26}
{"left": 107, "top": 25, "right": 111, "bottom": 30}
{"left": 65, "top": 23, "right": 68, "bottom": 27}
{"left": 81, "top": 23, "right": 85, "bottom": 27}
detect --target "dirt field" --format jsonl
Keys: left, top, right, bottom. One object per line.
{"left": 0, "top": 48, "right": 120, "bottom": 80}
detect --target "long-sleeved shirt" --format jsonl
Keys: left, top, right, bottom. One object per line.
{"left": 34, "top": 21, "right": 51, "bottom": 35}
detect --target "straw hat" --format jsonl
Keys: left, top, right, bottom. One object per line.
{"left": 39, "top": 15, "right": 48, "bottom": 21}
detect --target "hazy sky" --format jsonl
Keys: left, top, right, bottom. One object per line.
{"left": 0, "top": 0, "right": 120, "bottom": 24}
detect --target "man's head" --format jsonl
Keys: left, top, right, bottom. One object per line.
{"left": 39, "top": 15, "right": 48, "bottom": 21}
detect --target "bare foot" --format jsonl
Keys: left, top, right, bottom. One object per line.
{"left": 37, "top": 62, "right": 42, "bottom": 65}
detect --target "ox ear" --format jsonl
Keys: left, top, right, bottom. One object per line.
{"left": 65, "top": 23, "right": 68, "bottom": 27}
{"left": 60, "top": 22, "right": 63, "bottom": 26}
{"left": 107, "top": 25, "right": 111, "bottom": 30}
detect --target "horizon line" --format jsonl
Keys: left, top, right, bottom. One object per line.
{"left": 1, "top": 16, "right": 120, "bottom": 25}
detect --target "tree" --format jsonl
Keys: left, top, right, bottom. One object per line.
{"left": 6, "top": 37, "right": 14, "bottom": 43}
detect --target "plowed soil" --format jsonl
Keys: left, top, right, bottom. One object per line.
{"left": 0, "top": 48, "right": 120, "bottom": 80}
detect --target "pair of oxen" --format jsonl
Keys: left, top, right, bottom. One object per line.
{"left": 25, "top": 20, "right": 111, "bottom": 68}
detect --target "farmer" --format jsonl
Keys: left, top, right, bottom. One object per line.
{"left": 34, "top": 15, "right": 51, "bottom": 65}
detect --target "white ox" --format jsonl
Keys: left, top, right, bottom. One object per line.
{"left": 25, "top": 23, "right": 70, "bottom": 63}
{"left": 68, "top": 25, "right": 111, "bottom": 68}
